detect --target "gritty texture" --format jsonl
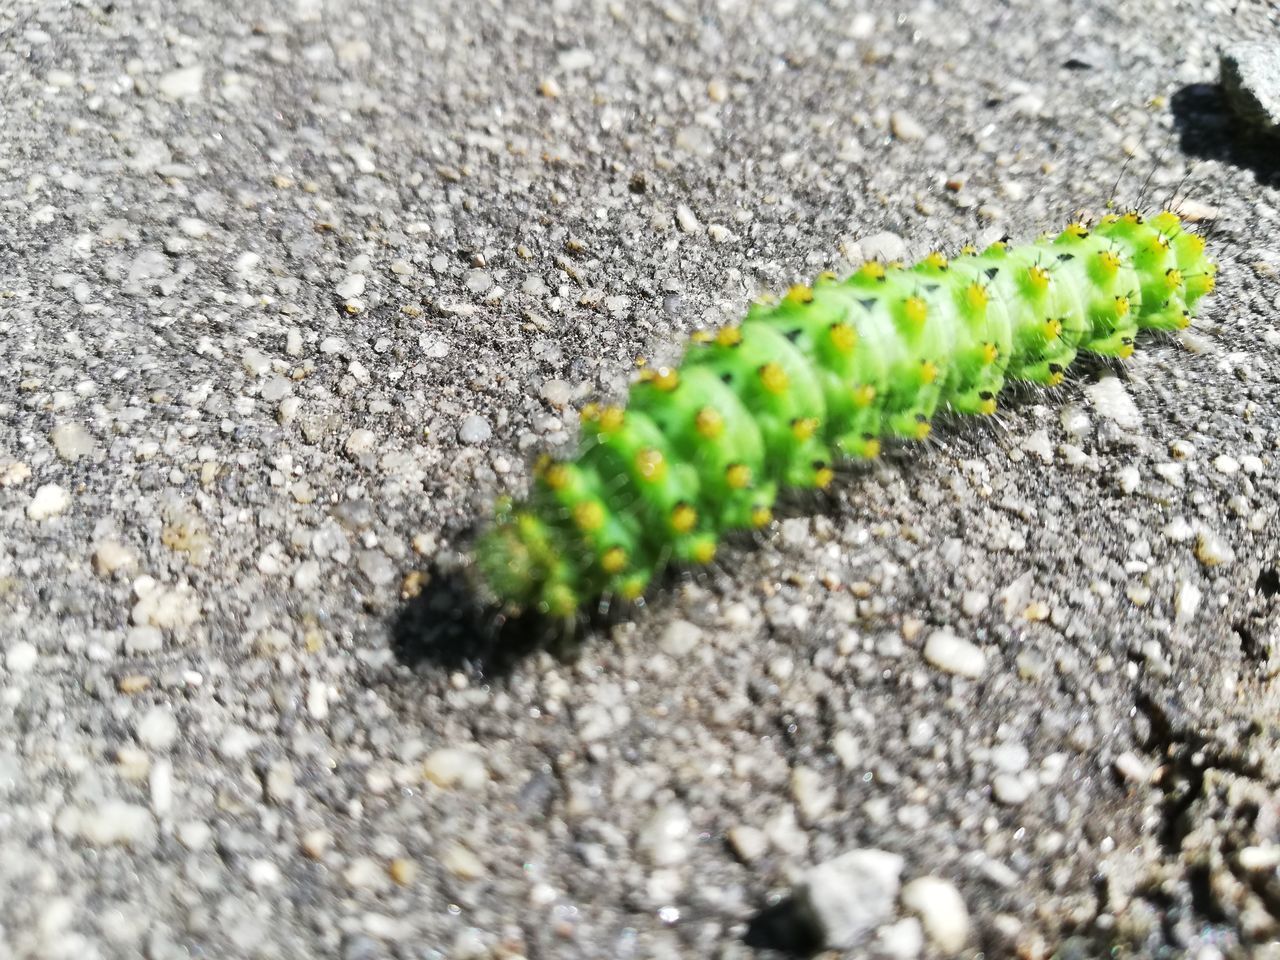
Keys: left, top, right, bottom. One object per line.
{"left": 2, "top": 1, "right": 1280, "bottom": 960}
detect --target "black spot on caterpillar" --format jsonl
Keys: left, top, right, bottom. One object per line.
{"left": 475, "top": 213, "right": 1217, "bottom": 620}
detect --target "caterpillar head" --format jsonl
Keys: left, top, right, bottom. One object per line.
{"left": 473, "top": 508, "right": 577, "bottom": 618}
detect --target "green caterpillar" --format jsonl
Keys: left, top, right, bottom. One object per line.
{"left": 475, "top": 211, "right": 1216, "bottom": 619}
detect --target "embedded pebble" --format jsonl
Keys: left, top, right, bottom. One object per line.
{"left": 795, "top": 848, "right": 904, "bottom": 949}
{"left": 901, "top": 876, "right": 971, "bottom": 954}
{"left": 859, "top": 231, "right": 908, "bottom": 263}
{"left": 458, "top": 415, "right": 492, "bottom": 445}
{"left": 658, "top": 619, "right": 702, "bottom": 658}
{"left": 157, "top": 64, "right": 204, "bottom": 100}
{"left": 27, "top": 484, "right": 70, "bottom": 520}
{"left": 922, "top": 630, "right": 986, "bottom": 678}
{"left": 5, "top": 642, "right": 38, "bottom": 674}
{"left": 675, "top": 204, "right": 700, "bottom": 233}
{"left": 1195, "top": 530, "right": 1235, "bottom": 567}
{"left": 637, "top": 804, "right": 692, "bottom": 866}
{"left": 991, "top": 774, "right": 1031, "bottom": 806}
{"left": 50, "top": 422, "right": 93, "bottom": 461}
{"left": 136, "top": 707, "right": 178, "bottom": 750}
{"left": 891, "top": 111, "right": 926, "bottom": 141}
{"left": 422, "top": 748, "right": 488, "bottom": 791}
{"left": 1086, "top": 375, "right": 1142, "bottom": 431}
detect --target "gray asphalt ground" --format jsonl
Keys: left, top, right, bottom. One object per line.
{"left": 3, "top": 1, "right": 1280, "bottom": 958}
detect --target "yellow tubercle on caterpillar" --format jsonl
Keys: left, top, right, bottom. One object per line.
{"left": 1187, "top": 273, "right": 1215, "bottom": 297}
{"left": 1100, "top": 212, "right": 1120, "bottom": 226}
{"left": 852, "top": 384, "right": 877, "bottom": 408}
{"left": 979, "top": 395, "right": 998, "bottom": 415}
{"left": 1114, "top": 295, "right": 1131, "bottom": 318}
{"left": 785, "top": 284, "right": 814, "bottom": 305}
{"left": 543, "top": 462, "right": 570, "bottom": 491}
{"left": 600, "top": 546, "right": 627, "bottom": 574}
{"left": 981, "top": 342, "right": 999, "bottom": 365}
{"left": 1122, "top": 210, "right": 1143, "bottom": 225}
{"left": 903, "top": 295, "right": 928, "bottom": 330}
{"left": 618, "top": 575, "right": 646, "bottom": 601}
{"left": 651, "top": 366, "right": 679, "bottom": 391}
{"left": 816, "top": 270, "right": 838, "bottom": 284}
{"left": 857, "top": 261, "right": 887, "bottom": 282}
{"left": 1164, "top": 268, "right": 1183, "bottom": 291}
{"left": 1047, "top": 364, "right": 1066, "bottom": 386}
{"left": 1151, "top": 210, "right": 1181, "bottom": 232}
{"left": 1041, "top": 318, "right": 1063, "bottom": 342}
{"left": 716, "top": 326, "right": 743, "bottom": 347}
{"left": 670, "top": 502, "right": 697, "bottom": 534}
{"left": 923, "top": 251, "right": 949, "bottom": 270}
{"left": 1026, "top": 264, "right": 1051, "bottom": 294}
{"left": 725, "top": 463, "right": 752, "bottom": 489}
{"left": 635, "top": 448, "right": 667, "bottom": 483}
{"left": 863, "top": 438, "right": 882, "bottom": 458}
{"left": 689, "top": 329, "right": 714, "bottom": 345}
{"left": 579, "top": 403, "right": 600, "bottom": 423}
{"left": 759, "top": 362, "right": 789, "bottom": 394}
{"left": 750, "top": 505, "right": 773, "bottom": 528}
{"left": 960, "top": 244, "right": 978, "bottom": 256}
{"left": 690, "top": 539, "right": 717, "bottom": 565}
{"left": 573, "top": 501, "right": 605, "bottom": 532}
{"left": 829, "top": 321, "right": 858, "bottom": 353}
{"left": 791, "top": 417, "right": 819, "bottom": 441}
{"left": 813, "top": 464, "right": 835, "bottom": 488}
{"left": 598, "top": 406, "right": 626, "bottom": 432}
{"left": 694, "top": 406, "right": 724, "bottom": 439}
{"left": 913, "top": 418, "right": 932, "bottom": 440}
{"left": 635, "top": 356, "right": 648, "bottom": 368}
{"left": 1064, "top": 223, "right": 1090, "bottom": 239}
{"left": 919, "top": 360, "right": 938, "bottom": 385}
{"left": 965, "top": 282, "right": 989, "bottom": 312}
{"left": 1097, "top": 250, "right": 1121, "bottom": 278}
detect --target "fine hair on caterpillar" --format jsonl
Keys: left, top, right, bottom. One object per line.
{"left": 472, "top": 211, "right": 1218, "bottom": 626}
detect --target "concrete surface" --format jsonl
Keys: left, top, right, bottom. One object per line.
{"left": 2, "top": 0, "right": 1280, "bottom": 958}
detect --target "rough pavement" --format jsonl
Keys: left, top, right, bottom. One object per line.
{"left": 2, "top": 1, "right": 1280, "bottom": 958}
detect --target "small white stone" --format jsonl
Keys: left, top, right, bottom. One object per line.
{"left": 658, "top": 619, "right": 702, "bottom": 658}
{"left": 991, "top": 773, "right": 1030, "bottom": 805}
{"left": 1113, "top": 751, "right": 1151, "bottom": 784}
{"left": 922, "top": 630, "right": 986, "bottom": 678}
{"left": 1195, "top": 530, "right": 1235, "bottom": 567}
{"left": 1086, "top": 375, "right": 1142, "bottom": 432}
{"left": 441, "top": 843, "right": 486, "bottom": 880}
{"left": 538, "top": 379, "right": 573, "bottom": 407}
{"left": 1214, "top": 454, "right": 1240, "bottom": 474}
{"left": 1238, "top": 845, "right": 1280, "bottom": 871}
{"left": 93, "top": 541, "right": 136, "bottom": 575}
{"left": 248, "top": 859, "right": 282, "bottom": 887}
{"left": 791, "top": 766, "right": 833, "bottom": 821}
{"left": 891, "top": 111, "right": 926, "bottom": 141}
{"left": 6, "top": 642, "right": 38, "bottom": 673}
{"left": 1115, "top": 465, "right": 1141, "bottom": 494}
{"left": 796, "top": 848, "right": 904, "bottom": 949}
{"left": 901, "top": 876, "right": 971, "bottom": 954}
{"left": 344, "top": 429, "right": 377, "bottom": 456}
{"left": 1240, "top": 455, "right": 1265, "bottom": 475}
{"left": 1174, "top": 580, "right": 1202, "bottom": 622}
{"left": 859, "top": 231, "right": 907, "bottom": 263}
{"left": 989, "top": 743, "right": 1029, "bottom": 774}
{"left": 675, "top": 204, "right": 700, "bottom": 233}
{"left": 874, "top": 917, "right": 925, "bottom": 960}
{"left": 149, "top": 759, "right": 173, "bottom": 815}
{"left": 157, "top": 64, "right": 204, "bottom": 100}
{"left": 77, "top": 801, "right": 154, "bottom": 847}
{"left": 422, "top": 748, "right": 487, "bottom": 791}
{"left": 136, "top": 707, "right": 178, "bottom": 749}
{"left": 335, "top": 273, "right": 366, "bottom": 299}
{"left": 1021, "top": 430, "right": 1053, "bottom": 463}
{"left": 637, "top": 804, "right": 692, "bottom": 866}
{"left": 27, "top": 483, "right": 70, "bottom": 520}
{"left": 727, "top": 825, "right": 768, "bottom": 863}
{"left": 50, "top": 422, "right": 93, "bottom": 461}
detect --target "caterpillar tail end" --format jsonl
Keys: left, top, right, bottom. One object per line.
{"left": 473, "top": 503, "right": 579, "bottom": 622}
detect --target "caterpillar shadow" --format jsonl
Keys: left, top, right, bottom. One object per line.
{"left": 389, "top": 562, "right": 551, "bottom": 678}
{"left": 1171, "top": 83, "right": 1280, "bottom": 185}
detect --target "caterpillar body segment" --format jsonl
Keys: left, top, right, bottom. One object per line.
{"left": 474, "top": 213, "right": 1217, "bottom": 619}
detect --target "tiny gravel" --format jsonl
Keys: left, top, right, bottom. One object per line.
{"left": 3, "top": 2, "right": 1280, "bottom": 959}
